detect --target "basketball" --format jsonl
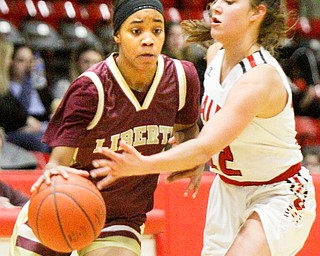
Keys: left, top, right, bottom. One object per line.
{"left": 28, "top": 174, "right": 106, "bottom": 253}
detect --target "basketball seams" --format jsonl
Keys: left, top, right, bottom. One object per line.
{"left": 32, "top": 193, "right": 73, "bottom": 251}
{"left": 53, "top": 183, "right": 105, "bottom": 205}
{"left": 34, "top": 180, "right": 104, "bottom": 205}
{"left": 28, "top": 174, "right": 106, "bottom": 252}
{"left": 33, "top": 193, "right": 51, "bottom": 241}
{"left": 54, "top": 191, "right": 100, "bottom": 238}
{"left": 53, "top": 179, "right": 74, "bottom": 251}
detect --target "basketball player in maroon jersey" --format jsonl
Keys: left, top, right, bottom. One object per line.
{"left": 10, "top": 0, "right": 202, "bottom": 255}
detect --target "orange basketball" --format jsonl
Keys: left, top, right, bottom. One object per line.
{"left": 28, "top": 174, "right": 106, "bottom": 253}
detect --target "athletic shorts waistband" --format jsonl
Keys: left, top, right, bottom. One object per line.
{"left": 219, "top": 162, "right": 302, "bottom": 186}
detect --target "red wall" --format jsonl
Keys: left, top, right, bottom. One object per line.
{"left": 0, "top": 171, "right": 319, "bottom": 256}
{"left": 153, "top": 172, "right": 320, "bottom": 256}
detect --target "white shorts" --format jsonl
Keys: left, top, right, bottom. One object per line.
{"left": 201, "top": 167, "right": 316, "bottom": 256}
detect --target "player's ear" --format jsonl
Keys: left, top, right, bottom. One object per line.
{"left": 114, "top": 32, "right": 120, "bottom": 43}
{"left": 250, "top": 4, "right": 267, "bottom": 22}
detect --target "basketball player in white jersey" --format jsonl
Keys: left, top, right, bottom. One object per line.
{"left": 91, "top": 0, "right": 316, "bottom": 255}
{"left": 9, "top": 0, "right": 202, "bottom": 256}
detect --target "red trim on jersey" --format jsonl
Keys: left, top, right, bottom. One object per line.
{"left": 247, "top": 55, "right": 257, "bottom": 68}
{"left": 207, "top": 100, "right": 213, "bottom": 121}
{"left": 219, "top": 162, "right": 301, "bottom": 186}
{"left": 201, "top": 95, "right": 208, "bottom": 121}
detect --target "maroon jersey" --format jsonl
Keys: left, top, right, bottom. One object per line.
{"left": 43, "top": 53, "right": 200, "bottom": 222}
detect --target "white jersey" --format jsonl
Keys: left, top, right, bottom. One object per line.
{"left": 201, "top": 47, "right": 303, "bottom": 184}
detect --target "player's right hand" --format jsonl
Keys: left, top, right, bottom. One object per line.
{"left": 31, "top": 166, "right": 89, "bottom": 193}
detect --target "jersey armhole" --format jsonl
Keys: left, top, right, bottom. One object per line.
{"left": 172, "top": 59, "right": 187, "bottom": 111}
{"left": 79, "top": 71, "right": 105, "bottom": 130}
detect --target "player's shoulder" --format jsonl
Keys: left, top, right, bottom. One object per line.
{"left": 179, "top": 59, "right": 197, "bottom": 72}
{"left": 86, "top": 59, "right": 109, "bottom": 80}
{"left": 162, "top": 54, "right": 194, "bottom": 67}
{"left": 71, "top": 59, "right": 109, "bottom": 88}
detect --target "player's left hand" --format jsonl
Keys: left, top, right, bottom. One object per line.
{"left": 165, "top": 164, "right": 204, "bottom": 198}
{"left": 90, "top": 160, "right": 122, "bottom": 190}
{"left": 91, "top": 141, "right": 150, "bottom": 189}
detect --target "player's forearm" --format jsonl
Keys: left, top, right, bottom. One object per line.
{"left": 146, "top": 137, "right": 212, "bottom": 174}
{"left": 145, "top": 117, "right": 230, "bottom": 174}
{"left": 44, "top": 146, "right": 76, "bottom": 170}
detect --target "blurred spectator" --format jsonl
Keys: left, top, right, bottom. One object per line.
{"left": 287, "top": 75, "right": 320, "bottom": 119}
{"left": 278, "top": 38, "right": 320, "bottom": 118}
{"left": 0, "top": 180, "right": 29, "bottom": 208}
{"left": 0, "top": 127, "right": 38, "bottom": 170}
{"left": 94, "top": 21, "right": 118, "bottom": 54}
{"left": 180, "top": 18, "right": 213, "bottom": 104}
{"left": 162, "top": 21, "right": 186, "bottom": 60}
{"left": 0, "top": 38, "right": 28, "bottom": 133}
{"left": 182, "top": 41, "right": 212, "bottom": 101}
{"left": 302, "top": 146, "right": 320, "bottom": 174}
{"left": 69, "top": 43, "right": 104, "bottom": 82}
{"left": 7, "top": 44, "right": 51, "bottom": 153}
{"left": 51, "top": 42, "right": 104, "bottom": 112}
{"left": 0, "top": 38, "right": 38, "bottom": 169}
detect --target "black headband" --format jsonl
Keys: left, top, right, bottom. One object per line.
{"left": 113, "top": 0, "right": 164, "bottom": 34}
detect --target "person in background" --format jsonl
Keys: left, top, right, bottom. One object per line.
{"left": 182, "top": 41, "right": 212, "bottom": 103}
{"left": 51, "top": 42, "right": 105, "bottom": 113}
{"left": 69, "top": 43, "right": 105, "bottom": 84}
{"left": 302, "top": 146, "right": 320, "bottom": 174}
{"left": 0, "top": 39, "right": 38, "bottom": 169}
{"left": 163, "top": 21, "right": 212, "bottom": 116}
{"left": 0, "top": 127, "right": 29, "bottom": 207}
{"left": 91, "top": 0, "right": 316, "bottom": 255}
{"left": 162, "top": 21, "right": 186, "bottom": 60}
{"left": 0, "top": 132, "right": 29, "bottom": 207}
{"left": 8, "top": 44, "right": 50, "bottom": 153}
{"left": 10, "top": 0, "right": 202, "bottom": 255}
{"left": 0, "top": 180, "right": 29, "bottom": 208}
{"left": 278, "top": 37, "right": 320, "bottom": 119}
{"left": 0, "top": 38, "right": 27, "bottom": 133}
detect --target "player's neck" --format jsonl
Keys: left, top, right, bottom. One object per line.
{"left": 127, "top": 71, "right": 156, "bottom": 92}
{"left": 116, "top": 57, "right": 157, "bottom": 92}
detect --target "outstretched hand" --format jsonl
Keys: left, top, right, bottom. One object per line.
{"left": 91, "top": 139, "right": 204, "bottom": 197}
{"left": 166, "top": 164, "right": 204, "bottom": 199}
{"left": 91, "top": 140, "right": 151, "bottom": 189}
{"left": 165, "top": 133, "right": 204, "bottom": 198}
